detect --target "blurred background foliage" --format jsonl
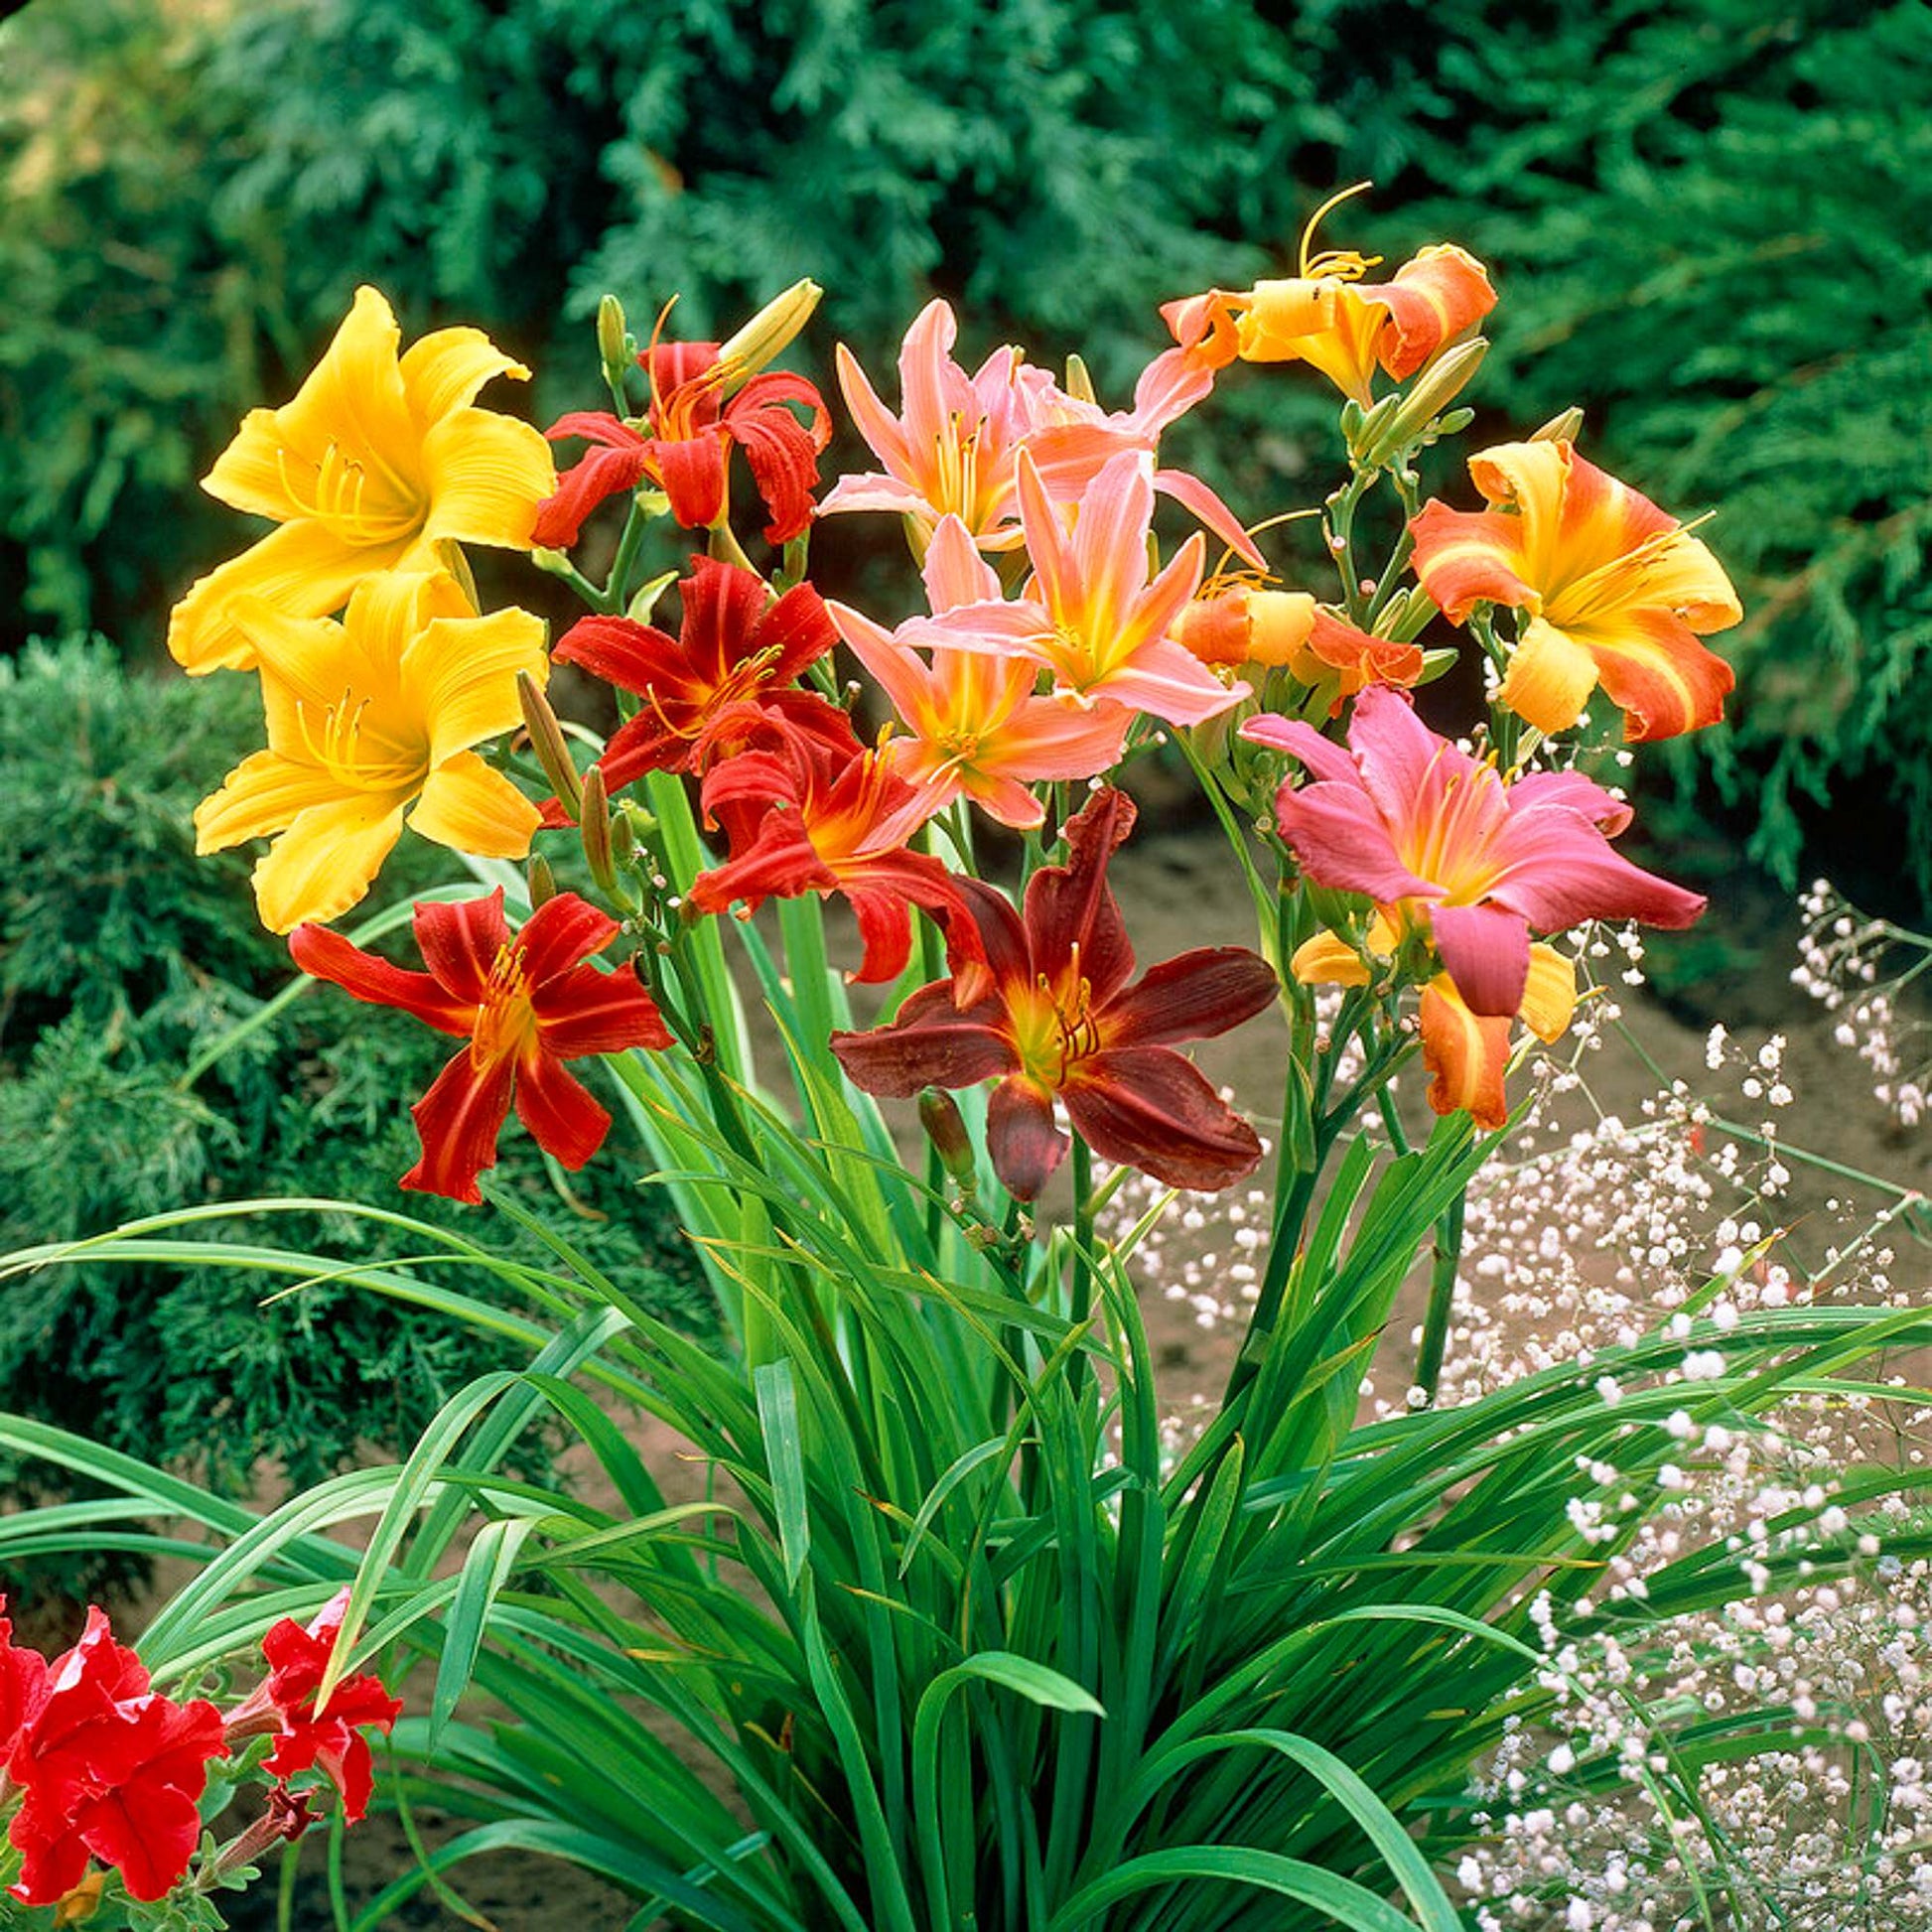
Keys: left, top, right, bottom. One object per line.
{"left": 3, "top": 0, "right": 1926, "bottom": 899}
{"left": 0, "top": 637, "right": 708, "bottom": 1602}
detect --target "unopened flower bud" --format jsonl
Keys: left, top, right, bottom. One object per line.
{"left": 918, "top": 1088, "right": 979, "bottom": 1188}
{"left": 517, "top": 670, "right": 581, "bottom": 819}
{"left": 626, "top": 568, "right": 679, "bottom": 623}
{"left": 1355, "top": 337, "right": 1487, "bottom": 466}
{"left": 579, "top": 763, "right": 616, "bottom": 893}
{"left": 1531, "top": 405, "right": 1586, "bottom": 445}
{"left": 716, "top": 279, "right": 822, "bottom": 389}
{"left": 597, "top": 294, "right": 632, "bottom": 382}
{"left": 1176, "top": 586, "right": 1316, "bottom": 669}
{"left": 530, "top": 546, "right": 574, "bottom": 577}
{"left": 1062, "top": 351, "right": 1098, "bottom": 406}
{"left": 610, "top": 809, "right": 636, "bottom": 868}
{"left": 527, "top": 851, "right": 557, "bottom": 908}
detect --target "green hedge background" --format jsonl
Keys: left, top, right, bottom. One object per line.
{"left": 5, "top": 0, "right": 1926, "bottom": 897}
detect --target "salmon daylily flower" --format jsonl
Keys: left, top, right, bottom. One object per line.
{"left": 194, "top": 570, "right": 547, "bottom": 932}
{"left": 170, "top": 287, "right": 554, "bottom": 675}
{"left": 913, "top": 450, "right": 1239, "bottom": 729}
{"left": 291, "top": 889, "right": 672, "bottom": 1200}
{"left": 1409, "top": 437, "right": 1741, "bottom": 743}
{"left": 820, "top": 298, "right": 1263, "bottom": 566}
{"left": 689, "top": 728, "right": 981, "bottom": 985}
{"left": 1164, "top": 199, "right": 1495, "bottom": 408}
{"left": 553, "top": 555, "right": 856, "bottom": 798}
{"left": 1173, "top": 582, "right": 1425, "bottom": 708}
{"left": 830, "top": 788, "right": 1277, "bottom": 1200}
{"left": 1242, "top": 686, "right": 1705, "bottom": 1127}
{"left": 1286, "top": 608, "right": 1428, "bottom": 712}
{"left": 828, "top": 514, "right": 1130, "bottom": 830}
{"left": 533, "top": 341, "right": 831, "bottom": 548}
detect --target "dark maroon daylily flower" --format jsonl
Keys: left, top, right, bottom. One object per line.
{"left": 830, "top": 788, "right": 1278, "bottom": 1199}
{"left": 552, "top": 556, "right": 858, "bottom": 800}
{"left": 533, "top": 340, "right": 831, "bottom": 547}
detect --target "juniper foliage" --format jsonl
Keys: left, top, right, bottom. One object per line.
{"left": 0, "top": 639, "right": 709, "bottom": 1603}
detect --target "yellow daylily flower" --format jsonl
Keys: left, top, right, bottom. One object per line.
{"left": 195, "top": 570, "right": 547, "bottom": 932}
{"left": 170, "top": 287, "right": 555, "bottom": 674}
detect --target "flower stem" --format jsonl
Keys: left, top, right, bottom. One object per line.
{"left": 1416, "top": 1187, "right": 1465, "bottom": 1404}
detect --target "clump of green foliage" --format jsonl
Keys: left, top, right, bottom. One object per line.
{"left": 0, "top": 638, "right": 709, "bottom": 1602}
{"left": 2, "top": 0, "right": 1926, "bottom": 897}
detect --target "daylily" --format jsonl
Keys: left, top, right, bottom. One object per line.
{"left": 828, "top": 514, "right": 1130, "bottom": 829}
{"left": 1175, "top": 582, "right": 1316, "bottom": 670}
{"left": 1243, "top": 686, "right": 1705, "bottom": 1126}
{"left": 5, "top": 1607, "right": 227, "bottom": 1906}
{"left": 170, "top": 286, "right": 554, "bottom": 674}
{"left": 222, "top": 1591, "right": 401, "bottom": 1825}
{"left": 1286, "top": 609, "right": 1428, "bottom": 712}
{"left": 915, "top": 450, "right": 1239, "bottom": 729}
{"left": 1164, "top": 204, "right": 1495, "bottom": 408}
{"left": 689, "top": 727, "right": 982, "bottom": 985}
{"left": 830, "top": 788, "right": 1277, "bottom": 1199}
{"left": 290, "top": 889, "right": 672, "bottom": 1201}
{"left": 554, "top": 555, "right": 856, "bottom": 799}
{"left": 820, "top": 298, "right": 1263, "bottom": 566}
{"left": 534, "top": 340, "right": 830, "bottom": 547}
{"left": 195, "top": 570, "right": 547, "bottom": 932}
{"left": 1409, "top": 438, "right": 1741, "bottom": 743}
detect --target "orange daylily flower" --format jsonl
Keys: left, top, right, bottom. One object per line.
{"left": 1409, "top": 438, "right": 1741, "bottom": 743}
{"left": 171, "top": 287, "right": 555, "bottom": 674}
{"left": 1164, "top": 194, "right": 1495, "bottom": 407}
{"left": 194, "top": 570, "right": 547, "bottom": 932}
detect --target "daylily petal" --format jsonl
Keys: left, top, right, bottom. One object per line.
{"left": 986, "top": 1074, "right": 1065, "bottom": 1202}
{"left": 400, "top": 327, "right": 530, "bottom": 426}
{"left": 169, "top": 519, "right": 402, "bottom": 674}
{"left": 830, "top": 984, "right": 1014, "bottom": 1095}
{"left": 532, "top": 438, "right": 651, "bottom": 548}
{"left": 519, "top": 892, "right": 623, "bottom": 985}
{"left": 650, "top": 428, "right": 730, "bottom": 529}
{"left": 512, "top": 1049, "right": 611, "bottom": 1171}
{"left": 1419, "top": 978, "right": 1510, "bottom": 1131}
{"left": 1022, "top": 786, "right": 1138, "bottom": 1004}
{"left": 1290, "top": 930, "right": 1372, "bottom": 988}
{"left": 251, "top": 793, "right": 410, "bottom": 932}
{"left": 1063, "top": 1045, "right": 1264, "bottom": 1192}
{"left": 1429, "top": 902, "right": 1531, "bottom": 1018}
{"left": 1570, "top": 607, "right": 1735, "bottom": 744}
{"left": 1080, "top": 635, "right": 1241, "bottom": 727}
{"left": 419, "top": 408, "right": 555, "bottom": 549}
{"left": 408, "top": 751, "right": 541, "bottom": 859}
{"left": 288, "top": 923, "right": 475, "bottom": 1035}
{"left": 1484, "top": 805, "right": 1708, "bottom": 933}
{"left": 195, "top": 749, "right": 347, "bottom": 851}
{"left": 406, "top": 604, "right": 550, "bottom": 765}
{"left": 1496, "top": 615, "right": 1602, "bottom": 735}
{"left": 1377, "top": 244, "right": 1496, "bottom": 380}
{"left": 1408, "top": 500, "right": 1541, "bottom": 622}
{"left": 833, "top": 340, "right": 914, "bottom": 477}
{"left": 202, "top": 408, "right": 314, "bottom": 523}
{"left": 1239, "top": 711, "right": 1361, "bottom": 786}
{"left": 1520, "top": 943, "right": 1579, "bottom": 1042}
{"left": 267, "top": 285, "right": 416, "bottom": 482}
{"left": 921, "top": 512, "right": 1003, "bottom": 613}
{"left": 403, "top": 1048, "right": 516, "bottom": 1203}
{"left": 1274, "top": 781, "right": 1435, "bottom": 902}
{"left": 1102, "top": 947, "right": 1279, "bottom": 1046}
{"left": 536, "top": 961, "right": 672, "bottom": 1058}
{"left": 413, "top": 891, "right": 512, "bottom": 1005}
{"left": 1152, "top": 467, "right": 1267, "bottom": 571}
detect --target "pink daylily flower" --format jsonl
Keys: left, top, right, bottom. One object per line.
{"left": 914, "top": 450, "right": 1241, "bottom": 730}
{"left": 820, "top": 299, "right": 1263, "bottom": 567}
{"left": 1241, "top": 685, "right": 1705, "bottom": 1021}
{"left": 828, "top": 514, "right": 1131, "bottom": 832}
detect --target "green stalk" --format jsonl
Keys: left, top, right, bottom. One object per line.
{"left": 1415, "top": 1188, "right": 1466, "bottom": 1405}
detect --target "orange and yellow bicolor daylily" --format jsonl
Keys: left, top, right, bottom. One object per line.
{"left": 195, "top": 570, "right": 547, "bottom": 932}
{"left": 170, "top": 288, "right": 555, "bottom": 675}
{"left": 1409, "top": 438, "right": 1742, "bottom": 744}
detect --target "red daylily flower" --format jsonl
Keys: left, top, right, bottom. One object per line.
{"left": 553, "top": 556, "right": 857, "bottom": 800}
{"left": 6, "top": 1608, "right": 227, "bottom": 1907}
{"left": 290, "top": 889, "right": 672, "bottom": 1201}
{"left": 830, "top": 788, "right": 1277, "bottom": 1199}
{"left": 689, "top": 726, "right": 981, "bottom": 985}
{"left": 534, "top": 340, "right": 830, "bottom": 547}
{"left": 223, "top": 1591, "right": 401, "bottom": 1825}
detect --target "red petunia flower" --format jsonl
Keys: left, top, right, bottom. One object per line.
{"left": 5, "top": 1608, "right": 227, "bottom": 1907}
{"left": 290, "top": 889, "right": 673, "bottom": 1201}
{"left": 829, "top": 788, "right": 1278, "bottom": 1199}
{"left": 553, "top": 555, "right": 858, "bottom": 799}
{"left": 688, "top": 725, "right": 979, "bottom": 986}
{"left": 534, "top": 341, "right": 831, "bottom": 547}
{"left": 222, "top": 1591, "right": 401, "bottom": 1826}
